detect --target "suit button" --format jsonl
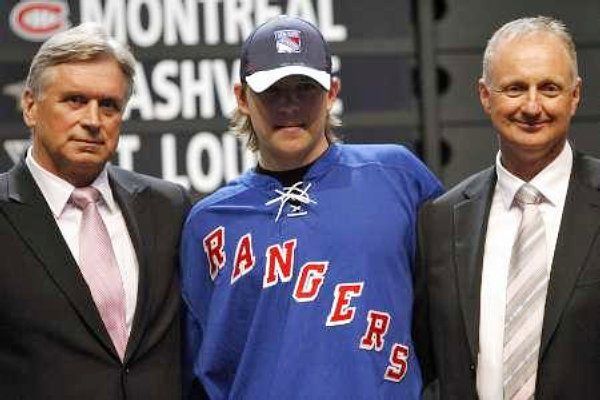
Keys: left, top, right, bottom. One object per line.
{"left": 125, "top": 368, "right": 130, "bottom": 374}
{"left": 469, "top": 364, "right": 476, "bottom": 377}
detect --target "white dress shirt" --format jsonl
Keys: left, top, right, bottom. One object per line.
{"left": 476, "top": 142, "right": 572, "bottom": 399}
{"left": 26, "top": 149, "right": 139, "bottom": 334}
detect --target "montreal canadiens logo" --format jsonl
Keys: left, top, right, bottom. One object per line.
{"left": 9, "top": 1, "right": 70, "bottom": 41}
{"left": 274, "top": 30, "right": 302, "bottom": 53}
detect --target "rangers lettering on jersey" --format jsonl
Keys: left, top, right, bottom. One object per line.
{"left": 326, "top": 282, "right": 364, "bottom": 326}
{"left": 293, "top": 262, "right": 328, "bottom": 302}
{"left": 263, "top": 239, "right": 297, "bottom": 287}
{"left": 231, "top": 233, "right": 256, "bottom": 284}
{"left": 360, "top": 310, "right": 391, "bottom": 351}
{"left": 203, "top": 226, "right": 225, "bottom": 280}
{"left": 199, "top": 230, "right": 412, "bottom": 385}
{"left": 384, "top": 344, "right": 410, "bottom": 383}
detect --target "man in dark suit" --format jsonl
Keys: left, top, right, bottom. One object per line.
{"left": 0, "top": 23, "right": 190, "bottom": 399}
{"left": 415, "top": 16, "right": 600, "bottom": 399}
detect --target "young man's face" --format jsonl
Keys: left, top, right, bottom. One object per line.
{"left": 22, "top": 57, "right": 128, "bottom": 186}
{"left": 235, "top": 75, "right": 340, "bottom": 171}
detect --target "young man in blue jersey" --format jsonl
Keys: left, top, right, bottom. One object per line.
{"left": 181, "top": 15, "right": 443, "bottom": 399}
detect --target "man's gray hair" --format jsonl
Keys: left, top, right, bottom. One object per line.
{"left": 482, "top": 16, "right": 578, "bottom": 84}
{"left": 25, "top": 22, "right": 136, "bottom": 99}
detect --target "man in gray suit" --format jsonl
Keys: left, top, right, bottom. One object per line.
{"left": 415, "top": 16, "right": 600, "bottom": 399}
{"left": 0, "top": 23, "right": 190, "bottom": 398}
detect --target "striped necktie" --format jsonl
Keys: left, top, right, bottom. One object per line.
{"left": 503, "top": 183, "right": 548, "bottom": 399}
{"left": 71, "top": 187, "right": 128, "bottom": 361}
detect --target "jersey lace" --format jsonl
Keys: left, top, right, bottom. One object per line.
{"left": 264, "top": 181, "right": 317, "bottom": 222}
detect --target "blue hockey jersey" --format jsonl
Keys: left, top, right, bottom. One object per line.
{"left": 182, "top": 144, "right": 443, "bottom": 399}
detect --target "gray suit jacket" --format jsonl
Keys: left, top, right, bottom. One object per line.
{"left": 0, "top": 159, "right": 191, "bottom": 399}
{"left": 415, "top": 152, "right": 600, "bottom": 399}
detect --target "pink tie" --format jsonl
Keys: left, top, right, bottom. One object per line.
{"left": 71, "top": 187, "right": 128, "bottom": 361}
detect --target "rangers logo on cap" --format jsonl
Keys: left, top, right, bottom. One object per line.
{"left": 274, "top": 30, "right": 302, "bottom": 53}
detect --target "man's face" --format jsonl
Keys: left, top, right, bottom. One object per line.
{"left": 479, "top": 32, "right": 581, "bottom": 174}
{"left": 22, "top": 57, "right": 127, "bottom": 186}
{"left": 235, "top": 75, "right": 340, "bottom": 171}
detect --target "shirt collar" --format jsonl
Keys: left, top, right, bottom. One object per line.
{"left": 25, "top": 147, "right": 117, "bottom": 217}
{"left": 495, "top": 141, "right": 573, "bottom": 209}
{"left": 240, "top": 143, "right": 341, "bottom": 191}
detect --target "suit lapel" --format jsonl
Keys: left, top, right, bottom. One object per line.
{"left": 540, "top": 153, "right": 600, "bottom": 356}
{"left": 453, "top": 168, "right": 496, "bottom": 361}
{"left": 0, "top": 161, "right": 116, "bottom": 355}
{"left": 108, "top": 166, "right": 154, "bottom": 362}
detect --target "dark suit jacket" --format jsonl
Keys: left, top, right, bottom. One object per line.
{"left": 415, "top": 152, "right": 600, "bottom": 399}
{"left": 0, "top": 160, "right": 191, "bottom": 399}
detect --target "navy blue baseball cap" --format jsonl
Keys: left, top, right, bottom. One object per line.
{"left": 240, "top": 15, "right": 332, "bottom": 93}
